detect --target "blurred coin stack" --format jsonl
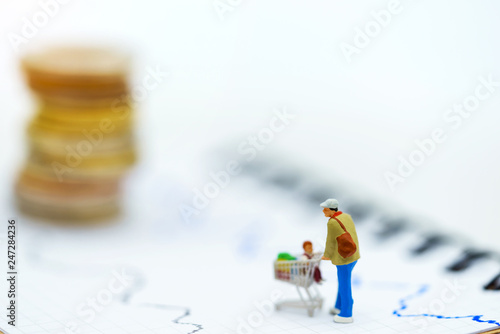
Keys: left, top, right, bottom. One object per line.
{"left": 15, "top": 46, "right": 137, "bottom": 222}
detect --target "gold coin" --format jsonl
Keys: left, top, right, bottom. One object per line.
{"left": 29, "top": 112, "right": 133, "bottom": 135}
{"left": 22, "top": 46, "right": 130, "bottom": 97}
{"left": 15, "top": 173, "right": 122, "bottom": 222}
{"left": 16, "top": 169, "right": 121, "bottom": 198}
{"left": 37, "top": 103, "right": 133, "bottom": 122}
{"left": 28, "top": 131, "right": 135, "bottom": 156}
{"left": 16, "top": 45, "right": 136, "bottom": 223}
{"left": 28, "top": 145, "right": 137, "bottom": 167}
{"left": 24, "top": 149, "right": 136, "bottom": 179}
{"left": 16, "top": 193, "right": 121, "bottom": 222}
{"left": 37, "top": 93, "right": 133, "bottom": 109}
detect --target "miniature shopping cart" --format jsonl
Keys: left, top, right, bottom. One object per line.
{"left": 273, "top": 253, "right": 323, "bottom": 317}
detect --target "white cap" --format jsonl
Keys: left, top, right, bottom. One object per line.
{"left": 320, "top": 198, "right": 339, "bottom": 209}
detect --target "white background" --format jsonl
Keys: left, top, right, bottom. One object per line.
{"left": 1, "top": 0, "right": 500, "bottom": 250}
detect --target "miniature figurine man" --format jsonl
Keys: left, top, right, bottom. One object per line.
{"left": 300, "top": 241, "right": 323, "bottom": 283}
{"left": 321, "top": 199, "right": 360, "bottom": 323}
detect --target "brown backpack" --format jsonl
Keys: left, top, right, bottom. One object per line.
{"left": 332, "top": 216, "right": 357, "bottom": 258}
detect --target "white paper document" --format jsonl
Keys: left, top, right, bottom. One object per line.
{"left": 1, "top": 156, "right": 499, "bottom": 334}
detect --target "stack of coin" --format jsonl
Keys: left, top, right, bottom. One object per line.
{"left": 15, "top": 46, "right": 136, "bottom": 222}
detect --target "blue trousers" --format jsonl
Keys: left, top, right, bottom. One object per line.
{"left": 334, "top": 260, "right": 357, "bottom": 317}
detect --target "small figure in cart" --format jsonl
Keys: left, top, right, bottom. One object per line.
{"left": 300, "top": 241, "right": 324, "bottom": 284}
{"left": 320, "top": 198, "right": 360, "bottom": 324}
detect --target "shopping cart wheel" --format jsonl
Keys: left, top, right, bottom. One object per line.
{"left": 307, "top": 309, "right": 314, "bottom": 317}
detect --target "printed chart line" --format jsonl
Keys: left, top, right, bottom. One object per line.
{"left": 393, "top": 284, "right": 500, "bottom": 327}
{"left": 122, "top": 271, "right": 203, "bottom": 334}
{"left": 138, "top": 303, "right": 203, "bottom": 334}
{"left": 27, "top": 231, "right": 204, "bottom": 334}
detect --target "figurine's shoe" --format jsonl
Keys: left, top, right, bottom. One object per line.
{"left": 333, "top": 315, "right": 353, "bottom": 323}
{"left": 329, "top": 308, "right": 341, "bottom": 315}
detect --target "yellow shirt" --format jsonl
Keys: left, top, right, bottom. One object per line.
{"left": 324, "top": 212, "right": 360, "bottom": 265}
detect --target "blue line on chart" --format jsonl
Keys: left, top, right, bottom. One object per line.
{"left": 393, "top": 284, "right": 500, "bottom": 327}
